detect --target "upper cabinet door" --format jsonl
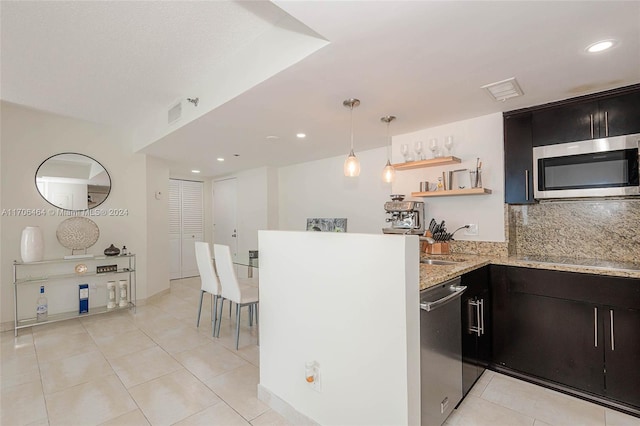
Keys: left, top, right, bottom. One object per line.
{"left": 504, "top": 113, "right": 535, "bottom": 204}
{"left": 598, "top": 91, "right": 640, "bottom": 137}
{"left": 531, "top": 101, "right": 598, "bottom": 146}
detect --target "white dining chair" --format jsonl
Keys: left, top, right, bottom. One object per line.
{"left": 213, "top": 244, "right": 259, "bottom": 349}
{"left": 194, "top": 242, "right": 222, "bottom": 336}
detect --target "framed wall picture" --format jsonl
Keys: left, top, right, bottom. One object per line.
{"left": 306, "top": 218, "right": 347, "bottom": 232}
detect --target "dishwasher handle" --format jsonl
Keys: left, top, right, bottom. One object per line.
{"left": 420, "top": 285, "right": 467, "bottom": 312}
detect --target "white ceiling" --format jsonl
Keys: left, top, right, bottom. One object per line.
{"left": 2, "top": 1, "right": 639, "bottom": 178}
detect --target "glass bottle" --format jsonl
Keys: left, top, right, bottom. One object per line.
{"left": 36, "top": 285, "right": 48, "bottom": 321}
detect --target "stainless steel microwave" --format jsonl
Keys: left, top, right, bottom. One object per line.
{"left": 533, "top": 134, "right": 640, "bottom": 199}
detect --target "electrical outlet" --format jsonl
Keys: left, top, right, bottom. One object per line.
{"left": 464, "top": 224, "right": 479, "bottom": 235}
{"left": 305, "top": 361, "right": 322, "bottom": 392}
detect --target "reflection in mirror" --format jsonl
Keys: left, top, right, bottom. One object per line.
{"left": 35, "top": 153, "right": 111, "bottom": 211}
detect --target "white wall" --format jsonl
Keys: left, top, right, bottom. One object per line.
{"left": 392, "top": 113, "right": 505, "bottom": 241}
{"left": 258, "top": 231, "right": 420, "bottom": 426}
{"left": 146, "top": 156, "right": 170, "bottom": 296}
{"left": 278, "top": 147, "right": 392, "bottom": 233}
{"left": 0, "top": 102, "right": 169, "bottom": 327}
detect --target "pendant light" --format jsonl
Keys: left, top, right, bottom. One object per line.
{"left": 343, "top": 98, "right": 361, "bottom": 177}
{"left": 381, "top": 115, "right": 396, "bottom": 183}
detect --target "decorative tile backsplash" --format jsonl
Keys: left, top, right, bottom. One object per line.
{"left": 508, "top": 200, "right": 640, "bottom": 262}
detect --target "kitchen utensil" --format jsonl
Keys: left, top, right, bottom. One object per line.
{"left": 429, "top": 219, "right": 437, "bottom": 234}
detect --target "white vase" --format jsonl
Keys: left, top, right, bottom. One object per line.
{"left": 21, "top": 226, "right": 44, "bottom": 263}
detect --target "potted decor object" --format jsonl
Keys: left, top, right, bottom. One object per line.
{"left": 21, "top": 226, "right": 44, "bottom": 263}
{"left": 104, "top": 244, "right": 120, "bottom": 256}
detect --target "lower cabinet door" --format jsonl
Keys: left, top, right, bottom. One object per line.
{"left": 505, "top": 292, "right": 604, "bottom": 394}
{"left": 603, "top": 307, "right": 640, "bottom": 407}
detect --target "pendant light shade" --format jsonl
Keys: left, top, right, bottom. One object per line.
{"left": 344, "top": 149, "right": 361, "bottom": 177}
{"left": 343, "top": 98, "right": 361, "bottom": 177}
{"left": 382, "top": 159, "right": 395, "bottom": 183}
{"left": 381, "top": 115, "right": 396, "bottom": 183}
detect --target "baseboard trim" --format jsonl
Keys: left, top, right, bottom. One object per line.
{"left": 257, "top": 384, "right": 319, "bottom": 426}
{"left": 489, "top": 364, "right": 640, "bottom": 418}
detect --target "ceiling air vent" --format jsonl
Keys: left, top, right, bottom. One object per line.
{"left": 168, "top": 101, "right": 182, "bottom": 124}
{"left": 481, "top": 77, "right": 524, "bottom": 101}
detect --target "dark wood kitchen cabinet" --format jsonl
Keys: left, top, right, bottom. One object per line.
{"left": 460, "top": 266, "right": 491, "bottom": 396}
{"left": 491, "top": 265, "right": 640, "bottom": 411}
{"left": 503, "top": 112, "right": 535, "bottom": 204}
{"left": 531, "top": 85, "right": 640, "bottom": 146}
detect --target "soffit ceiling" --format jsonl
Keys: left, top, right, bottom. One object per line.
{"left": 2, "top": 1, "right": 639, "bottom": 178}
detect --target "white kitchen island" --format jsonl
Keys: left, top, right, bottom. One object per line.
{"left": 257, "top": 230, "right": 421, "bottom": 425}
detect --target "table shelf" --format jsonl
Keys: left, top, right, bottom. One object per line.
{"left": 392, "top": 156, "right": 461, "bottom": 170}
{"left": 411, "top": 188, "right": 492, "bottom": 197}
{"left": 15, "top": 303, "right": 135, "bottom": 330}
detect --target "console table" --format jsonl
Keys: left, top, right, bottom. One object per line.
{"left": 12, "top": 254, "right": 136, "bottom": 336}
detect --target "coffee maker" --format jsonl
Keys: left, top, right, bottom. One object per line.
{"left": 382, "top": 194, "right": 425, "bottom": 235}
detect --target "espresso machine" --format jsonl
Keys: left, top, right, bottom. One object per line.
{"left": 382, "top": 194, "right": 425, "bottom": 235}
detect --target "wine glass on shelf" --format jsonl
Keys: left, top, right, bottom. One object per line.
{"left": 414, "top": 141, "right": 424, "bottom": 161}
{"left": 444, "top": 136, "right": 454, "bottom": 156}
{"left": 400, "top": 144, "right": 410, "bottom": 162}
{"left": 429, "top": 138, "right": 440, "bottom": 158}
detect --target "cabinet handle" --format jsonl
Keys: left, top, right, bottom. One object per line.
{"left": 525, "top": 170, "right": 530, "bottom": 201}
{"left": 469, "top": 299, "right": 481, "bottom": 336}
{"left": 590, "top": 114, "right": 594, "bottom": 139}
{"left": 479, "top": 298, "right": 485, "bottom": 336}
{"left": 610, "top": 309, "right": 615, "bottom": 351}
{"left": 594, "top": 307, "right": 598, "bottom": 347}
{"left": 604, "top": 111, "right": 609, "bottom": 137}
{"left": 467, "top": 300, "right": 475, "bottom": 333}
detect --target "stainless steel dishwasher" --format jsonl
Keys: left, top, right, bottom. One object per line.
{"left": 420, "top": 277, "right": 467, "bottom": 426}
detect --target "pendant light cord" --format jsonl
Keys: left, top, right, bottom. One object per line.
{"left": 386, "top": 120, "right": 391, "bottom": 160}
{"left": 350, "top": 105, "right": 354, "bottom": 152}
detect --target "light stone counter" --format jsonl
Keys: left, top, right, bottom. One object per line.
{"left": 420, "top": 254, "right": 640, "bottom": 291}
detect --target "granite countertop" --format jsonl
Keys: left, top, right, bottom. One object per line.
{"left": 420, "top": 253, "right": 640, "bottom": 291}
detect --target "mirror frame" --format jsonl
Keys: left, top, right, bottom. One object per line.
{"left": 35, "top": 152, "right": 112, "bottom": 211}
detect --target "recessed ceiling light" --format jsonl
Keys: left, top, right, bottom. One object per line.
{"left": 266, "top": 135, "right": 279, "bottom": 140}
{"left": 296, "top": 133, "right": 306, "bottom": 139}
{"left": 586, "top": 40, "right": 616, "bottom": 53}
{"left": 217, "top": 158, "right": 224, "bottom": 162}
{"left": 191, "top": 169, "right": 200, "bottom": 174}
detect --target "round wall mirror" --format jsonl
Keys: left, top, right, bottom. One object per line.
{"left": 35, "top": 153, "right": 111, "bottom": 211}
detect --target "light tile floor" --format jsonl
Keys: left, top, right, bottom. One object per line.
{"left": 1, "top": 277, "right": 638, "bottom": 426}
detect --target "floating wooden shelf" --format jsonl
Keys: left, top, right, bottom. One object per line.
{"left": 411, "top": 188, "right": 492, "bottom": 197}
{"left": 392, "top": 156, "right": 461, "bottom": 170}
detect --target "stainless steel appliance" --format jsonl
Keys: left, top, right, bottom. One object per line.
{"left": 533, "top": 133, "right": 640, "bottom": 199}
{"left": 420, "top": 277, "right": 466, "bottom": 426}
{"left": 382, "top": 195, "right": 425, "bottom": 235}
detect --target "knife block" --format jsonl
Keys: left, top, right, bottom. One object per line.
{"left": 425, "top": 242, "right": 450, "bottom": 254}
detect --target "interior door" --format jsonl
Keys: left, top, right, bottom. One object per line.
{"left": 213, "top": 178, "right": 238, "bottom": 260}
{"left": 169, "top": 180, "right": 181, "bottom": 279}
{"left": 168, "top": 179, "right": 204, "bottom": 279}
{"left": 180, "top": 180, "right": 204, "bottom": 278}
